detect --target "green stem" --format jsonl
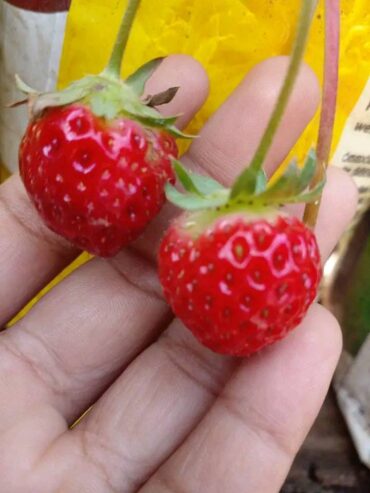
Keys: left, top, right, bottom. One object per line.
{"left": 103, "top": 0, "right": 142, "bottom": 78}
{"left": 248, "top": 0, "right": 317, "bottom": 174}
{"left": 250, "top": 0, "right": 317, "bottom": 170}
{"left": 304, "top": 0, "right": 340, "bottom": 228}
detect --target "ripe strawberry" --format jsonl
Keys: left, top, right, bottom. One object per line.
{"left": 15, "top": 0, "right": 188, "bottom": 257}
{"left": 159, "top": 211, "right": 321, "bottom": 356}
{"left": 158, "top": 0, "right": 334, "bottom": 357}
{"left": 19, "top": 104, "right": 177, "bottom": 256}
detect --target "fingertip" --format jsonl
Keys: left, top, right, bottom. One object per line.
{"left": 246, "top": 56, "right": 321, "bottom": 122}
{"left": 325, "top": 166, "right": 359, "bottom": 217}
{"left": 144, "top": 54, "right": 210, "bottom": 129}
{"left": 300, "top": 304, "right": 343, "bottom": 364}
{"left": 187, "top": 55, "right": 321, "bottom": 182}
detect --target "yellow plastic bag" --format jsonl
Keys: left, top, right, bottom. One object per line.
{"left": 6, "top": 0, "right": 370, "bottom": 323}
{"left": 59, "top": 0, "right": 370, "bottom": 159}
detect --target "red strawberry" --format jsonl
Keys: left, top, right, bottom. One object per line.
{"left": 157, "top": 0, "right": 332, "bottom": 357}
{"left": 15, "top": 0, "right": 189, "bottom": 257}
{"left": 159, "top": 211, "right": 321, "bottom": 356}
{"left": 20, "top": 104, "right": 177, "bottom": 256}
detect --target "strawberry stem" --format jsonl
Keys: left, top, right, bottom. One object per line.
{"left": 304, "top": 0, "right": 340, "bottom": 228}
{"left": 248, "top": 0, "right": 318, "bottom": 173}
{"left": 103, "top": 0, "right": 142, "bottom": 79}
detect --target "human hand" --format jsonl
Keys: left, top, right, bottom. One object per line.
{"left": 0, "top": 55, "right": 358, "bottom": 493}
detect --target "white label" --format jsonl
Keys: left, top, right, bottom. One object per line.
{"left": 333, "top": 78, "right": 370, "bottom": 211}
{"left": 0, "top": 2, "right": 67, "bottom": 172}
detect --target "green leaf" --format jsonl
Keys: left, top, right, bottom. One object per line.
{"left": 172, "top": 159, "right": 226, "bottom": 196}
{"left": 126, "top": 58, "right": 164, "bottom": 95}
{"left": 165, "top": 184, "right": 228, "bottom": 211}
{"left": 230, "top": 167, "right": 261, "bottom": 199}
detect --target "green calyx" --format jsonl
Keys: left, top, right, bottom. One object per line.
{"left": 14, "top": 0, "right": 191, "bottom": 139}
{"left": 15, "top": 63, "right": 190, "bottom": 139}
{"left": 166, "top": 151, "right": 325, "bottom": 214}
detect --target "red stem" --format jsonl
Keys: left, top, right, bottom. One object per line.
{"left": 317, "top": 0, "right": 340, "bottom": 165}
{"left": 304, "top": 0, "right": 341, "bottom": 228}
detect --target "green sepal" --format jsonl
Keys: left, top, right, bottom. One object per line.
{"left": 255, "top": 170, "right": 268, "bottom": 194}
{"left": 15, "top": 71, "right": 192, "bottom": 139}
{"left": 16, "top": 75, "right": 95, "bottom": 116}
{"left": 15, "top": 74, "right": 38, "bottom": 94}
{"left": 261, "top": 160, "right": 302, "bottom": 200}
{"left": 300, "top": 149, "right": 317, "bottom": 190}
{"left": 172, "top": 159, "right": 226, "bottom": 195}
{"left": 125, "top": 57, "right": 164, "bottom": 95}
{"left": 166, "top": 159, "right": 229, "bottom": 211}
{"left": 282, "top": 181, "right": 325, "bottom": 204}
{"left": 165, "top": 125, "right": 195, "bottom": 139}
{"left": 172, "top": 159, "right": 201, "bottom": 195}
{"left": 165, "top": 183, "right": 229, "bottom": 211}
{"left": 252, "top": 150, "right": 325, "bottom": 206}
{"left": 230, "top": 167, "right": 264, "bottom": 199}
{"left": 166, "top": 150, "right": 324, "bottom": 213}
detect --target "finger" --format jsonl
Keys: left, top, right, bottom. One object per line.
{"left": 285, "top": 166, "right": 358, "bottom": 260}
{"left": 139, "top": 306, "right": 342, "bottom": 493}
{"left": 0, "top": 54, "right": 206, "bottom": 327}
{"left": 66, "top": 170, "right": 356, "bottom": 492}
{"left": 145, "top": 54, "right": 210, "bottom": 129}
{"left": 0, "top": 55, "right": 210, "bottom": 430}
{"left": 186, "top": 56, "right": 320, "bottom": 180}
{"left": 0, "top": 175, "right": 78, "bottom": 326}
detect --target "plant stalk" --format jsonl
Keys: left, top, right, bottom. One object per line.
{"left": 103, "top": 0, "right": 142, "bottom": 78}
{"left": 304, "top": 0, "right": 340, "bottom": 228}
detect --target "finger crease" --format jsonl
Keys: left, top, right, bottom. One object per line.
{"left": 159, "top": 336, "right": 228, "bottom": 398}
{"left": 77, "top": 428, "right": 135, "bottom": 493}
{"left": 150, "top": 472, "right": 190, "bottom": 493}
{"left": 1, "top": 330, "right": 72, "bottom": 400}
{"left": 107, "top": 249, "right": 165, "bottom": 303}
{"left": 218, "top": 393, "right": 295, "bottom": 460}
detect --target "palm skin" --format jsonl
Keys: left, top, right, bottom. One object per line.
{"left": 0, "top": 55, "right": 357, "bottom": 493}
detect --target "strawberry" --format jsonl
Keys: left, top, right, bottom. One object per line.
{"left": 19, "top": 104, "right": 177, "bottom": 256}
{"left": 15, "top": 0, "right": 188, "bottom": 257}
{"left": 159, "top": 211, "right": 321, "bottom": 356}
{"left": 158, "top": 0, "right": 332, "bottom": 356}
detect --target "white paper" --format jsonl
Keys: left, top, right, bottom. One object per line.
{"left": 333, "top": 77, "right": 370, "bottom": 212}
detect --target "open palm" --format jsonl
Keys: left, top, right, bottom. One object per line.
{"left": 0, "top": 55, "right": 357, "bottom": 493}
